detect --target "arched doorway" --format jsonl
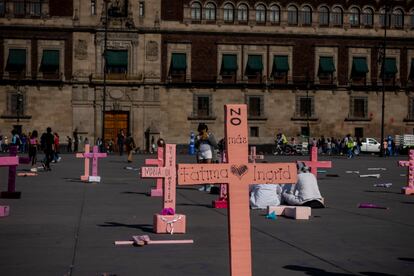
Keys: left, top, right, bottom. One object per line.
{"left": 104, "top": 111, "right": 129, "bottom": 151}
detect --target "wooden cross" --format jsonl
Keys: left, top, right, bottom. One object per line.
{"left": 144, "top": 146, "right": 164, "bottom": 197}
{"left": 83, "top": 146, "right": 107, "bottom": 182}
{"left": 177, "top": 104, "right": 297, "bottom": 276}
{"left": 141, "top": 144, "right": 177, "bottom": 210}
{"left": 398, "top": 149, "right": 414, "bottom": 195}
{"left": 297, "top": 146, "right": 332, "bottom": 178}
{"left": 248, "top": 146, "right": 264, "bottom": 163}
{"left": 1, "top": 146, "right": 30, "bottom": 198}
{"left": 76, "top": 144, "right": 91, "bottom": 181}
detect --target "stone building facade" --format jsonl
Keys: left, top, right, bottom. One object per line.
{"left": 0, "top": 0, "right": 413, "bottom": 150}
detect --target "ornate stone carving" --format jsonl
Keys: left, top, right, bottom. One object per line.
{"left": 75, "top": 40, "right": 88, "bottom": 60}
{"left": 146, "top": 41, "right": 159, "bottom": 62}
{"left": 109, "top": 90, "right": 124, "bottom": 100}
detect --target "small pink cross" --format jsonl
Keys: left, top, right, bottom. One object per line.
{"left": 248, "top": 146, "right": 264, "bottom": 163}
{"left": 76, "top": 144, "right": 91, "bottom": 181}
{"left": 398, "top": 149, "right": 414, "bottom": 195}
{"left": 1, "top": 146, "right": 29, "bottom": 198}
{"left": 298, "top": 146, "right": 332, "bottom": 178}
{"left": 83, "top": 146, "right": 107, "bottom": 180}
{"left": 144, "top": 147, "right": 164, "bottom": 197}
{"left": 141, "top": 144, "right": 177, "bottom": 210}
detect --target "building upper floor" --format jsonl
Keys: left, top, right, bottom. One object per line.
{"left": 161, "top": 0, "right": 414, "bottom": 38}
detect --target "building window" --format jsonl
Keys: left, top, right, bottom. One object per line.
{"left": 191, "top": 2, "right": 201, "bottom": 20}
{"left": 237, "top": 4, "right": 248, "bottom": 22}
{"left": 250, "top": 127, "right": 259, "bottom": 137}
{"left": 193, "top": 95, "right": 211, "bottom": 118}
{"left": 301, "top": 126, "right": 309, "bottom": 137}
{"left": 355, "top": 127, "right": 364, "bottom": 138}
{"left": 29, "top": 0, "right": 42, "bottom": 16}
{"left": 0, "top": 1, "right": 4, "bottom": 17}
{"left": 409, "top": 58, "right": 414, "bottom": 80}
{"left": 6, "top": 49, "right": 26, "bottom": 76}
{"left": 205, "top": 3, "right": 215, "bottom": 21}
{"left": 40, "top": 50, "right": 60, "bottom": 78}
{"left": 411, "top": 11, "right": 414, "bottom": 28}
{"left": 296, "top": 96, "right": 314, "bottom": 118}
{"left": 301, "top": 5, "right": 312, "bottom": 25}
{"left": 139, "top": 1, "right": 145, "bottom": 17}
{"left": 223, "top": 3, "right": 234, "bottom": 22}
{"left": 288, "top": 5, "right": 298, "bottom": 25}
{"left": 393, "top": 9, "right": 404, "bottom": 29}
{"left": 351, "top": 57, "right": 369, "bottom": 80}
{"left": 221, "top": 54, "right": 237, "bottom": 83}
{"left": 14, "top": 0, "right": 25, "bottom": 16}
{"left": 169, "top": 53, "right": 187, "bottom": 82}
{"left": 8, "top": 92, "right": 25, "bottom": 117}
{"left": 272, "top": 55, "right": 289, "bottom": 83}
{"left": 331, "top": 7, "right": 343, "bottom": 26}
{"left": 91, "top": 0, "right": 96, "bottom": 15}
{"left": 349, "top": 7, "right": 360, "bottom": 27}
{"left": 319, "top": 6, "right": 329, "bottom": 26}
{"left": 255, "top": 4, "right": 266, "bottom": 23}
{"left": 105, "top": 50, "right": 128, "bottom": 77}
{"left": 247, "top": 96, "right": 263, "bottom": 117}
{"left": 269, "top": 5, "right": 280, "bottom": 24}
{"left": 245, "top": 55, "right": 263, "bottom": 83}
{"left": 408, "top": 98, "right": 414, "bottom": 120}
{"left": 350, "top": 97, "right": 368, "bottom": 119}
{"left": 318, "top": 56, "right": 335, "bottom": 83}
{"left": 380, "top": 57, "right": 397, "bottom": 80}
{"left": 380, "top": 8, "right": 391, "bottom": 28}
{"left": 362, "top": 8, "right": 374, "bottom": 27}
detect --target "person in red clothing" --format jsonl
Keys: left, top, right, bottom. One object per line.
{"left": 53, "top": 132, "right": 61, "bottom": 163}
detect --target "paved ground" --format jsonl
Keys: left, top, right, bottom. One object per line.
{"left": 0, "top": 152, "right": 413, "bottom": 276}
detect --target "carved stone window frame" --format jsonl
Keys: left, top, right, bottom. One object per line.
{"left": 349, "top": 48, "right": 371, "bottom": 84}
{"left": 3, "top": 39, "right": 31, "bottom": 79}
{"left": 269, "top": 45, "right": 293, "bottom": 83}
{"left": 314, "top": 46, "right": 338, "bottom": 84}
{"left": 167, "top": 43, "right": 191, "bottom": 82}
{"left": 377, "top": 48, "right": 400, "bottom": 85}
{"left": 217, "top": 44, "right": 242, "bottom": 82}
{"left": 37, "top": 40, "right": 65, "bottom": 80}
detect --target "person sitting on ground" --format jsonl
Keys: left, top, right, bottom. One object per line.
{"left": 250, "top": 184, "right": 283, "bottom": 210}
{"left": 282, "top": 162, "right": 325, "bottom": 208}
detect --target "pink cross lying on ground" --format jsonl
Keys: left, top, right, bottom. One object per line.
{"left": 398, "top": 149, "right": 414, "bottom": 195}
{"left": 177, "top": 104, "right": 297, "bottom": 276}
{"left": 144, "top": 146, "right": 164, "bottom": 197}
{"left": 1, "top": 146, "right": 30, "bottom": 198}
{"left": 298, "top": 146, "right": 332, "bottom": 178}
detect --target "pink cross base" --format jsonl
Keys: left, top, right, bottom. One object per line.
{"left": 398, "top": 150, "right": 414, "bottom": 195}
{"left": 144, "top": 147, "right": 164, "bottom": 197}
{"left": 298, "top": 146, "right": 332, "bottom": 178}
{"left": 1, "top": 146, "right": 30, "bottom": 198}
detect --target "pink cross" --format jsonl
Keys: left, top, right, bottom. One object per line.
{"left": 248, "top": 146, "right": 264, "bottom": 163}
{"left": 298, "top": 146, "right": 332, "bottom": 178}
{"left": 398, "top": 149, "right": 414, "bottom": 195}
{"left": 83, "top": 146, "right": 107, "bottom": 179}
{"left": 76, "top": 144, "right": 91, "bottom": 181}
{"left": 178, "top": 104, "right": 297, "bottom": 276}
{"left": 1, "top": 146, "right": 30, "bottom": 198}
{"left": 141, "top": 144, "right": 177, "bottom": 210}
{"left": 213, "top": 150, "right": 228, "bottom": 208}
{"left": 144, "top": 146, "right": 164, "bottom": 197}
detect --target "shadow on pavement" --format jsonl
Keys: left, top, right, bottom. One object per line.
{"left": 63, "top": 177, "right": 85, "bottom": 183}
{"left": 97, "top": 222, "right": 153, "bottom": 233}
{"left": 177, "top": 203, "right": 212, "bottom": 208}
{"left": 364, "top": 190, "right": 401, "bottom": 195}
{"left": 121, "top": 191, "right": 149, "bottom": 196}
{"left": 401, "top": 202, "right": 414, "bottom": 205}
{"left": 398, "top": 257, "right": 414, "bottom": 262}
{"left": 283, "top": 265, "right": 355, "bottom": 275}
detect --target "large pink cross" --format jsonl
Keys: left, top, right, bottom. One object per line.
{"left": 76, "top": 144, "right": 91, "bottom": 181}
{"left": 178, "top": 104, "right": 297, "bottom": 276}
{"left": 83, "top": 146, "right": 107, "bottom": 180}
{"left": 298, "top": 146, "right": 332, "bottom": 178}
{"left": 248, "top": 146, "right": 264, "bottom": 163}
{"left": 398, "top": 149, "right": 414, "bottom": 195}
{"left": 213, "top": 150, "right": 228, "bottom": 208}
{"left": 144, "top": 146, "right": 164, "bottom": 197}
{"left": 1, "top": 146, "right": 30, "bottom": 198}
{"left": 141, "top": 144, "right": 177, "bottom": 210}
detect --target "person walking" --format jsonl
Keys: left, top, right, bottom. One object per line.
{"left": 53, "top": 132, "right": 61, "bottom": 162}
{"left": 125, "top": 132, "right": 136, "bottom": 163}
{"left": 66, "top": 136, "right": 72, "bottom": 152}
{"left": 347, "top": 137, "right": 354, "bottom": 159}
{"left": 195, "top": 123, "right": 217, "bottom": 192}
{"left": 117, "top": 129, "right": 125, "bottom": 156}
{"left": 28, "top": 130, "right": 39, "bottom": 172}
{"left": 73, "top": 128, "right": 79, "bottom": 152}
{"left": 43, "top": 127, "right": 55, "bottom": 171}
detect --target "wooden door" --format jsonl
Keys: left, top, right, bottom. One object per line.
{"left": 104, "top": 111, "right": 129, "bottom": 150}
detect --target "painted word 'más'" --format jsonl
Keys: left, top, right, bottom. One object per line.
{"left": 179, "top": 166, "right": 228, "bottom": 182}
{"left": 227, "top": 135, "right": 248, "bottom": 145}
{"left": 253, "top": 165, "right": 293, "bottom": 183}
